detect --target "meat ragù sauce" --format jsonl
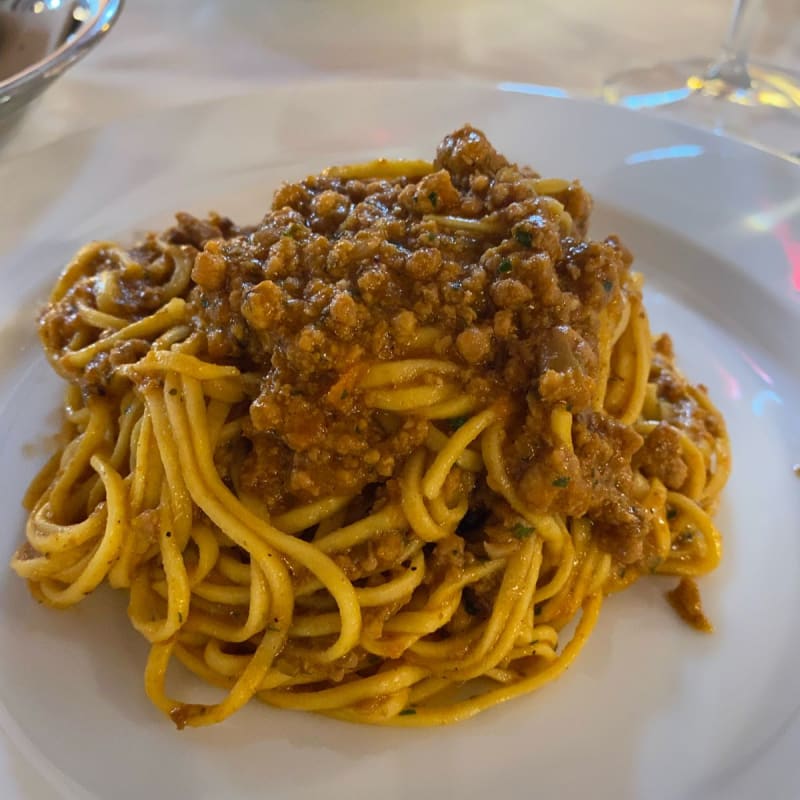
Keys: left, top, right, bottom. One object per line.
{"left": 39, "top": 126, "right": 723, "bottom": 568}
{"left": 666, "top": 578, "right": 713, "bottom": 633}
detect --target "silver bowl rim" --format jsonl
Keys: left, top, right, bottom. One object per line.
{"left": 0, "top": 0, "right": 125, "bottom": 96}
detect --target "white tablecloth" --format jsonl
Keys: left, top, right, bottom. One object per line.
{"left": 2, "top": 0, "right": 799, "bottom": 158}
{"left": 0, "top": 1, "right": 798, "bottom": 797}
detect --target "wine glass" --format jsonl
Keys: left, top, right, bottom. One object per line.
{"left": 603, "top": 0, "right": 800, "bottom": 155}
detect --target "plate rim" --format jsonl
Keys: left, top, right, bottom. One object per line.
{"left": 2, "top": 76, "right": 800, "bottom": 171}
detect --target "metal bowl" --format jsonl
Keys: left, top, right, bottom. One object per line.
{"left": 0, "top": 0, "right": 123, "bottom": 119}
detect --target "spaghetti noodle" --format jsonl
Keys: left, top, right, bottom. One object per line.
{"left": 11, "top": 127, "right": 730, "bottom": 728}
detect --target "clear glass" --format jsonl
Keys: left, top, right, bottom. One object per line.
{"left": 603, "top": 0, "right": 800, "bottom": 155}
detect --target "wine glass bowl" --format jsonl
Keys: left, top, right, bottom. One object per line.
{"left": 602, "top": 0, "right": 800, "bottom": 155}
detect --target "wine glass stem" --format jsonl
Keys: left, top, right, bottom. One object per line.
{"left": 707, "top": 0, "right": 763, "bottom": 87}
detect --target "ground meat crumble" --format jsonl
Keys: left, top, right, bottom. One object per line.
{"left": 39, "top": 126, "right": 725, "bottom": 563}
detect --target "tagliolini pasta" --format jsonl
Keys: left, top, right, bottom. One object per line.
{"left": 12, "top": 126, "right": 729, "bottom": 728}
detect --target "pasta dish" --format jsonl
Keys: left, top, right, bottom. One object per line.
{"left": 11, "top": 127, "right": 730, "bottom": 727}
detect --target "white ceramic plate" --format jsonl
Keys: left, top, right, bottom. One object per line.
{"left": 0, "top": 80, "right": 798, "bottom": 800}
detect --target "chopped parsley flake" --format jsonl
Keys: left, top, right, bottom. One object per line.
{"left": 649, "top": 556, "right": 663, "bottom": 574}
{"left": 428, "top": 190, "right": 438, "bottom": 208}
{"left": 512, "top": 523, "right": 535, "bottom": 539}
{"left": 449, "top": 416, "right": 468, "bottom": 430}
{"left": 498, "top": 258, "right": 512, "bottom": 274}
{"left": 398, "top": 708, "right": 417, "bottom": 716}
{"left": 514, "top": 228, "right": 533, "bottom": 248}
{"left": 552, "top": 476, "right": 570, "bottom": 488}
{"left": 603, "top": 279, "right": 614, "bottom": 292}
{"left": 282, "top": 223, "right": 302, "bottom": 239}
{"left": 675, "top": 530, "right": 695, "bottom": 545}
{"left": 666, "top": 507, "right": 678, "bottom": 520}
